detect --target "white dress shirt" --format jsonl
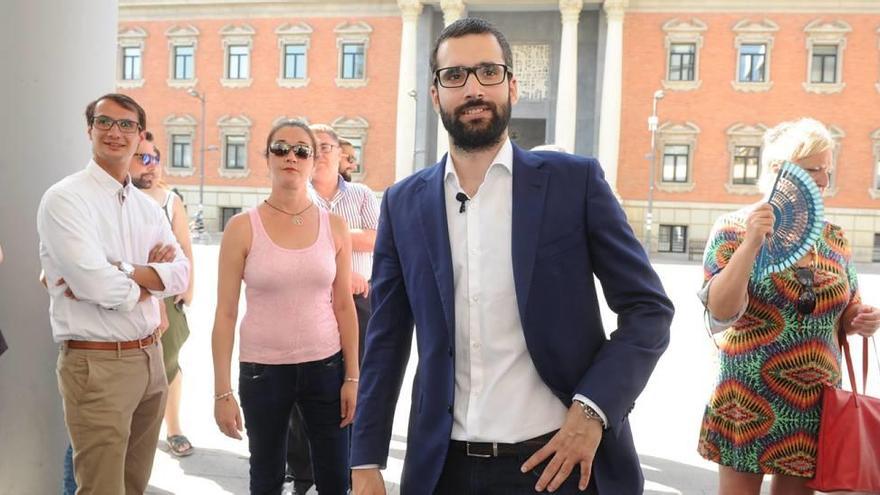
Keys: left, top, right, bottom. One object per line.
{"left": 445, "top": 139, "right": 605, "bottom": 442}
{"left": 37, "top": 160, "right": 190, "bottom": 343}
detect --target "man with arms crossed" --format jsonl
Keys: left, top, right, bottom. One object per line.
{"left": 38, "top": 93, "right": 189, "bottom": 494}
{"left": 351, "top": 19, "right": 673, "bottom": 494}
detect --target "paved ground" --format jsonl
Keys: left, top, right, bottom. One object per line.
{"left": 145, "top": 244, "right": 880, "bottom": 494}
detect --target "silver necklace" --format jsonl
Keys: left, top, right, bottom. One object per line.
{"left": 263, "top": 199, "right": 313, "bottom": 225}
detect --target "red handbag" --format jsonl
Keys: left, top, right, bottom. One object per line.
{"left": 808, "top": 335, "right": 880, "bottom": 492}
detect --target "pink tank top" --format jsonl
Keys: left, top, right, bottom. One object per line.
{"left": 239, "top": 207, "right": 340, "bottom": 364}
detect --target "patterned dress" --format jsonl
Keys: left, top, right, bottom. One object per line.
{"left": 697, "top": 209, "right": 860, "bottom": 477}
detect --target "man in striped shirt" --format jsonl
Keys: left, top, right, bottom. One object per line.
{"left": 282, "top": 123, "right": 380, "bottom": 495}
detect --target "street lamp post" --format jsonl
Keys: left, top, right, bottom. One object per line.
{"left": 187, "top": 88, "right": 206, "bottom": 235}
{"left": 644, "top": 89, "right": 664, "bottom": 255}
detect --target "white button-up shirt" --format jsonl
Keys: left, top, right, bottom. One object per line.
{"left": 37, "top": 160, "right": 190, "bottom": 343}
{"left": 445, "top": 139, "right": 605, "bottom": 442}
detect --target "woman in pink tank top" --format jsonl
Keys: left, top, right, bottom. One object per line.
{"left": 211, "top": 120, "right": 359, "bottom": 495}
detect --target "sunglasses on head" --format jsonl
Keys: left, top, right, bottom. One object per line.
{"left": 795, "top": 266, "right": 817, "bottom": 315}
{"left": 134, "top": 153, "right": 160, "bottom": 166}
{"left": 269, "top": 141, "right": 313, "bottom": 159}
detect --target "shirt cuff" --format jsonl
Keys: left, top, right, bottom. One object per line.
{"left": 572, "top": 394, "right": 608, "bottom": 430}
{"left": 351, "top": 464, "right": 381, "bottom": 470}
{"left": 697, "top": 276, "right": 748, "bottom": 332}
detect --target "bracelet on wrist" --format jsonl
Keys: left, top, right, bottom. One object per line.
{"left": 214, "top": 390, "right": 234, "bottom": 401}
{"left": 344, "top": 377, "right": 359, "bottom": 383}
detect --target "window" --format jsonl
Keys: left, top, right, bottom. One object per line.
{"left": 738, "top": 44, "right": 766, "bottom": 83}
{"left": 227, "top": 45, "right": 249, "bottom": 80}
{"left": 732, "top": 146, "right": 761, "bottom": 185}
{"left": 283, "top": 44, "right": 307, "bottom": 79}
{"left": 174, "top": 45, "right": 194, "bottom": 80}
{"left": 334, "top": 21, "right": 372, "bottom": 88}
{"left": 221, "top": 207, "right": 242, "bottom": 231}
{"left": 662, "top": 18, "right": 706, "bottom": 91}
{"left": 803, "top": 20, "right": 850, "bottom": 94}
{"left": 873, "top": 234, "right": 880, "bottom": 262}
{"left": 171, "top": 134, "right": 192, "bottom": 169}
{"left": 659, "top": 225, "right": 688, "bottom": 253}
{"left": 165, "top": 24, "right": 199, "bottom": 88}
{"left": 118, "top": 26, "right": 146, "bottom": 88}
{"left": 121, "top": 47, "right": 141, "bottom": 80}
{"left": 331, "top": 115, "right": 370, "bottom": 180}
{"left": 340, "top": 43, "right": 365, "bottom": 80}
{"left": 225, "top": 135, "right": 246, "bottom": 169}
{"left": 810, "top": 45, "right": 838, "bottom": 84}
{"left": 662, "top": 145, "right": 689, "bottom": 183}
{"left": 668, "top": 43, "right": 695, "bottom": 82}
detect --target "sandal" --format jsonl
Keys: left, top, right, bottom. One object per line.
{"left": 166, "top": 434, "right": 194, "bottom": 457}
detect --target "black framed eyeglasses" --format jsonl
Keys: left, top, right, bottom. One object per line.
{"left": 134, "top": 153, "right": 160, "bottom": 166}
{"left": 795, "top": 267, "right": 817, "bottom": 315}
{"left": 269, "top": 141, "right": 313, "bottom": 159}
{"left": 91, "top": 115, "right": 141, "bottom": 134}
{"left": 434, "top": 63, "right": 510, "bottom": 88}
{"left": 341, "top": 153, "right": 356, "bottom": 164}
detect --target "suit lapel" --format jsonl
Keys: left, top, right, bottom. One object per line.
{"left": 511, "top": 145, "right": 549, "bottom": 325}
{"left": 417, "top": 160, "right": 456, "bottom": 339}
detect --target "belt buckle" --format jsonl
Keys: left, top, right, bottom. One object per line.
{"left": 465, "top": 442, "right": 497, "bottom": 458}
{"left": 138, "top": 334, "right": 152, "bottom": 349}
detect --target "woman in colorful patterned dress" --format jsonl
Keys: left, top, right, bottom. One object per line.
{"left": 697, "top": 118, "right": 880, "bottom": 494}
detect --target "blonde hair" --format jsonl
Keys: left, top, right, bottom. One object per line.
{"left": 758, "top": 118, "right": 834, "bottom": 193}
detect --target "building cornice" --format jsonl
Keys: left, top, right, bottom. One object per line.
{"left": 626, "top": 0, "right": 880, "bottom": 13}
{"left": 119, "top": 0, "right": 403, "bottom": 20}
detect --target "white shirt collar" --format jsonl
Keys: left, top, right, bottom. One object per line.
{"left": 86, "top": 160, "right": 132, "bottom": 198}
{"left": 444, "top": 138, "right": 513, "bottom": 184}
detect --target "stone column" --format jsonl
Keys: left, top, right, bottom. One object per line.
{"left": 553, "top": 0, "right": 583, "bottom": 153}
{"left": 435, "top": 0, "right": 466, "bottom": 162}
{"left": 597, "top": 0, "right": 627, "bottom": 191}
{"left": 395, "top": 0, "right": 423, "bottom": 181}
{"left": 0, "top": 0, "right": 118, "bottom": 491}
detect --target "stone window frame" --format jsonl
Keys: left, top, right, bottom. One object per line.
{"left": 217, "top": 114, "right": 252, "bottom": 178}
{"left": 724, "top": 123, "right": 768, "bottom": 195}
{"left": 163, "top": 114, "right": 197, "bottom": 178}
{"left": 661, "top": 18, "right": 707, "bottom": 92}
{"left": 219, "top": 24, "right": 256, "bottom": 89}
{"left": 731, "top": 19, "right": 778, "bottom": 93}
{"left": 824, "top": 124, "right": 845, "bottom": 198}
{"left": 802, "top": 19, "right": 851, "bottom": 95}
{"left": 118, "top": 26, "right": 147, "bottom": 88}
{"left": 331, "top": 116, "right": 369, "bottom": 181}
{"left": 334, "top": 21, "right": 372, "bottom": 88}
{"left": 165, "top": 25, "right": 199, "bottom": 89}
{"left": 275, "top": 22, "right": 313, "bottom": 89}
{"left": 655, "top": 122, "right": 700, "bottom": 192}
{"left": 870, "top": 128, "right": 880, "bottom": 199}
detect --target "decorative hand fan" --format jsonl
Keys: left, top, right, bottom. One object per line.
{"left": 752, "top": 161, "right": 825, "bottom": 280}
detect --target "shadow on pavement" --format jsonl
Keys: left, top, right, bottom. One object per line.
{"left": 640, "top": 454, "right": 718, "bottom": 495}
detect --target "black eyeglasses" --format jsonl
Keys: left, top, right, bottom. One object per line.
{"left": 269, "top": 141, "right": 313, "bottom": 159}
{"left": 341, "top": 153, "right": 356, "bottom": 164}
{"left": 91, "top": 115, "right": 141, "bottom": 134}
{"left": 795, "top": 267, "right": 816, "bottom": 315}
{"left": 434, "top": 63, "right": 510, "bottom": 88}
{"left": 134, "top": 153, "right": 160, "bottom": 166}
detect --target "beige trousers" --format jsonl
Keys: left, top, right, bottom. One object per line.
{"left": 57, "top": 342, "right": 167, "bottom": 495}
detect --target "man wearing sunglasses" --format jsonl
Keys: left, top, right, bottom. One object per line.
{"left": 37, "top": 93, "right": 190, "bottom": 494}
{"left": 338, "top": 138, "right": 359, "bottom": 182}
{"left": 351, "top": 18, "right": 673, "bottom": 495}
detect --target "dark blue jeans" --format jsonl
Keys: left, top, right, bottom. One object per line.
{"left": 434, "top": 446, "right": 596, "bottom": 494}
{"left": 62, "top": 444, "right": 76, "bottom": 495}
{"left": 239, "top": 352, "right": 350, "bottom": 495}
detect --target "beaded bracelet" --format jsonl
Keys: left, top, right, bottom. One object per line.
{"left": 214, "top": 390, "right": 234, "bottom": 401}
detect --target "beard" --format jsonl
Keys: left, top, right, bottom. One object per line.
{"left": 440, "top": 96, "right": 510, "bottom": 153}
{"left": 131, "top": 174, "right": 153, "bottom": 190}
{"left": 340, "top": 169, "right": 353, "bottom": 182}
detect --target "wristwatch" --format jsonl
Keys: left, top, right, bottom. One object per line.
{"left": 118, "top": 261, "right": 135, "bottom": 279}
{"left": 573, "top": 399, "right": 607, "bottom": 429}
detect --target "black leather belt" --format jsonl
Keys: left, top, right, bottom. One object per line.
{"left": 449, "top": 431, "right": 556, "bottom": 458}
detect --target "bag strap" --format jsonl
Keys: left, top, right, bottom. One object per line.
{"left": 839, "top": 332, "right": 872, "bottom": 396}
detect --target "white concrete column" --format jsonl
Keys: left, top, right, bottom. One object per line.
{"left": 435, "top": 0, "right": 466, "bottom": 162}
{"left": 395, "top": 0, "right": 423, "bottom": 181}
{"left": 597, "top": 0, "right": 628, "bottom": 191}
{"left": 554, "top": 0, "right": 583, "bottom": 153}
{"left": 0, "top": 0, "right": 118, "bottom": 491}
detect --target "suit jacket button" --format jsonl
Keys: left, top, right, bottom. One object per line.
{"left": 448, "top": 346, "right": 453, "bottom": 357}
{"left": 447, "top": 405, "right": 453, "bottom": 414}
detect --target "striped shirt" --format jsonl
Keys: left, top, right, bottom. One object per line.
{"left": 310, "top": 176, "right": 380, "bottom": 280}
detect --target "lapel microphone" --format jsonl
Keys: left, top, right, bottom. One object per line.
{"left": 455, "top": 192, "right": 470, "bottom": 213}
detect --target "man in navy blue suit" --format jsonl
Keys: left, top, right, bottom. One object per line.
{"left": 351, "top": 18, "right": 674, "bottom": 495}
